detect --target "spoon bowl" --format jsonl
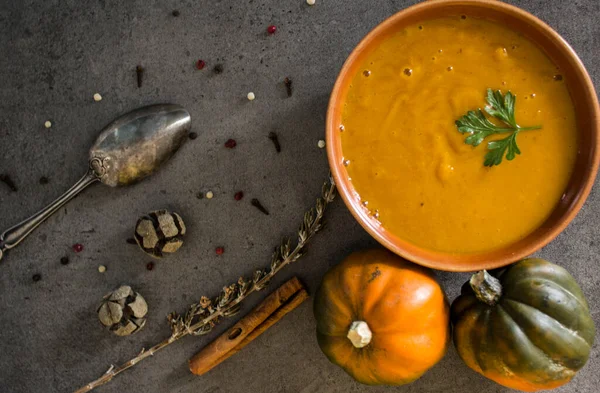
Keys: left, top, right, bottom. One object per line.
{"left": 90, "top": 104, "right": 190, "bottom": 187}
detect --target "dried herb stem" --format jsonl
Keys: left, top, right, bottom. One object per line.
{"left": 75, "top": 177, "right": 336, "bottom": 393}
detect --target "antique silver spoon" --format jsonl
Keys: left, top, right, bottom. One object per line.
{"left": 0, "top": 104, "right": 191, "bottom": 261}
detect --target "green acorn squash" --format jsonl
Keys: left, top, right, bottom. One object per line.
{"left": 451, "top": 258, "right": 595, "bottom": 392}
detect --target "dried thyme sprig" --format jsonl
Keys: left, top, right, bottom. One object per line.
{"left": 75, "top": 176, "right": 336, "bottom": 393}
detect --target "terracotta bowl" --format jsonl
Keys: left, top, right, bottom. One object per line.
{"left": 327, "top": 0, "right": 600, "bottom": 272}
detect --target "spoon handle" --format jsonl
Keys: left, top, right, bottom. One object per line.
{"left": 0, "top": 169, "right": 99, "bottom": 260}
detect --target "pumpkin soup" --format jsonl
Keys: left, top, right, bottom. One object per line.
{"left": 340, "top": 16, "right": 578, "bottom": 254}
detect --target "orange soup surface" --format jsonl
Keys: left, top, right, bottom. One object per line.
{"left": 341, "top": 16, "right": 578, "bottom": 254}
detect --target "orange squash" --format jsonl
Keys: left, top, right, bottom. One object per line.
{"left": 313, "top": 249, "right": 450, "bottom": 385}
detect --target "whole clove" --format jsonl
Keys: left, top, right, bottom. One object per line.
{"left": 268, "top": 132, "right": 281, "bottom": 153}
{"left": 0, "top": 174, "right": 17, "bottom": 192}
{"left": 251, "top": 198, "right": 270, "bottom": 215}
{"left": 284, "top": 77, "right": 293, "bottom": 97}
{"left": 136, "top": 66, "right": 144, "bottom": 88}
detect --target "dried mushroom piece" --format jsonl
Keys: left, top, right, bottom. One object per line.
{"left": 97, "top": 285, "right": 148, "bottom": 336}
{"left": 134, "top": 210, "right": 186, "bottom": 258}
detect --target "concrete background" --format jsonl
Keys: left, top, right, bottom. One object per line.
{"left": 0, "top": 0, "right": 598, "bottom": 392}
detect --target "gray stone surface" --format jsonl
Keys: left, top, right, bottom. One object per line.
{"left": 0, "top": 0, "right": 598, "bottom": 392}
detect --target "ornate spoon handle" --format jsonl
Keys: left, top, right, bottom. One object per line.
{"left": 0, "top": 169, "right": 99, "bottom": 260}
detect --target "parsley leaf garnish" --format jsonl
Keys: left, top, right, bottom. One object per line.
{"left": 455, "top": 89, "right": 541, "bottom": 167}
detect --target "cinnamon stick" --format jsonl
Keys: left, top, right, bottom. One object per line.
{"left": 189, "top": 277, "right": 308, "bottom": 375}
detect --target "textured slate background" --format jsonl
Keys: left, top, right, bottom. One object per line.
{"left": 0, "top": 0, "right": 598, "bottom": 392}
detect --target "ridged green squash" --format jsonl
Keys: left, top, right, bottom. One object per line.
{"left": 451, "top": 258, "right": 595, "bottom": 392}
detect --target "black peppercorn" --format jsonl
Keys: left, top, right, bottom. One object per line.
{"left": 213, "top": 64, "right": 224, "bottom": 74}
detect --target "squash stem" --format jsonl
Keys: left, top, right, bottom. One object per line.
{"left": 347, "top": 321, "right": 372, "bottom": 348}
{"left": 470, "top": 270, "right": 502, "bottom": 306}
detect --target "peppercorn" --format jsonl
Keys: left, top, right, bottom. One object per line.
{"left": 215, "top": 246, "right": 225, "bottom": 255}
{"left": 60, "top": 256, "right": 69, "bottom": 265}
{"left": 73, "top": 243, "right": 84, "bottom": 253}
{"left": 146, "top": 262, "right": 155, "bottom": 271}
{"left": 32, "top": 274, "right": 42, "bottom": 282}
{"left": 267, "top": 25, "right": 277, "bottom": 35}
{"left": 224, "top": 139, "right": 237, "bottom": 148}
{"left": 188, "top": 132, "right": 198, "bottom": 140}
{"left": 234, "top": 191, "right": 244, "bottom": 201}
{"left": 213, "top": 64, "right": 224, "bottom": 74}
{"left": 196, "top": 60, "right": 206, "bottom": 70}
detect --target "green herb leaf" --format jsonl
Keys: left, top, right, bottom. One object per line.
{"left": 484, "top": 133, "right": 521, "bottom": 167}
{"left": 456, "top": 110, "right": 502, "bottom": 147}
{"left": 485, "top": 89, "right": 517, "bottom": 127}
{"left": 455, "top": 89, "right": 541, "bottom": 166}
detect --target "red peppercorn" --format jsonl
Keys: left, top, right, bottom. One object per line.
{"left": 196, "top": 59, "right": 206, "bottom": 70}
{"left": 215, "top": 246, "right": 225, "bottom": 255}
{"left": 267, "top": 25, "right": 277, "bottom": 35}
{"left": 73, "top": 243, "right": 84, "bottom": 253}
{"left": 234, "top": 191, "right": 244, "bottom": 201}
{"left": 224, "top": 139, "right": 237, "bottom": 149}
{"left": 146, "top": 262, "right": 155, "bottom": 271}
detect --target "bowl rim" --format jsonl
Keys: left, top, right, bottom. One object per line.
{"left": 326, "top": 0, "right": 600, "bottom": 272}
